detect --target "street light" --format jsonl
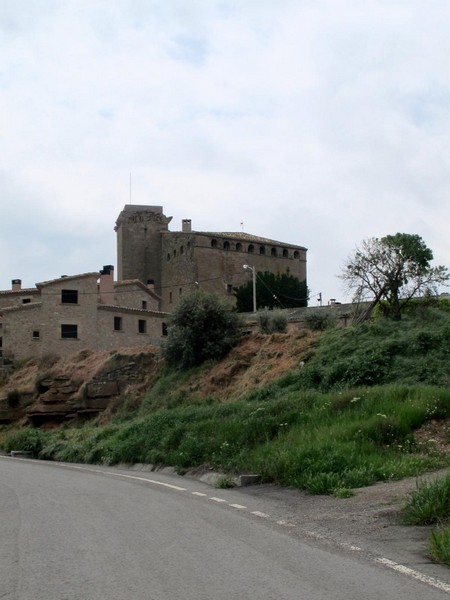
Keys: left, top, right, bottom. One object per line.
{"left": 243, "top": 264, "right": 257, "bottom": 313}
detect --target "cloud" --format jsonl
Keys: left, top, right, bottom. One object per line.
{"left": 0, "top": 1, "right": 449, "bottom": 300}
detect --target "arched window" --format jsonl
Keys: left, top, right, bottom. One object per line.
{"left": 173, "top": 249, "right": 177, "bottom": 257}
{"left": 180, "top": 246, "right": 184, "bottom": 254}
{"left": 293, "top": 250, "right": 300, "bottom": 259}
{"left": 211, "top": 239, "right": 218, "bottom": 248}
{"left": 248, "top": 244, "right": 254, "bottom": 253}
{"left": 223, "top": 241, "right": 230, "bottom": 251}
{"left": 271, "top": 247, "right": 277, "bottom": 257}
{"left": 259, "top": 245, "right": 265, "bottom": 255}
{"left": 236, "top": 242, "right": 242, "bottom": 252}
{"left": 282, "top": 249, "right": 288, "bottom": 258}
{"left": 167, "top": 253, "right": 170, "bottom": 261}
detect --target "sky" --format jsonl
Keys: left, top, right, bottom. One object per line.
{"left": 1, "top": 0, "right": 450, "bottom": 305}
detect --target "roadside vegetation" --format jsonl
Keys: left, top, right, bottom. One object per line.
{"left": 1, "top": 297, "right": 450, "bottom": 563}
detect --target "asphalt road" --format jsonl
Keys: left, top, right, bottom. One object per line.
{"left": 1, "top": 457, "right": 449, "bottom": 600}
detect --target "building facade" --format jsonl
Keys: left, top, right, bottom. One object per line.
{"left": 0, "top": 267, "right": 169, "bottom": 361}
{"left": 0, "top": 204, "right": 307, "bottom": 361}
{"left": 115, "top": 205, "right": 307, "bottom": 311}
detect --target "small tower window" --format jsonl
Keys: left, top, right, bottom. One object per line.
{"left": 293, "top": 250, "right": 300, "bottom": 259}
{"left": 138, "top": 319, "right": 147, "bottom": 334}
{"left": 236, "top": 243, "right": 242, "bottom": 251}
{"left": 211, "top": 239, "right": 218, "bottom": 248}
{"left": 223, "top": 241, "right": 230, "bottom": 251}
{"left": 259, "top": 246, "right": 265, "bottom": 255}
{"left": 271, "top": 247, "right": 277, "bottom": 257}
{"left": 248, "top": 244, "right": 254, "bottom": 253}
{"left": 282, "top": 249, "right": 289, "bottom": 258}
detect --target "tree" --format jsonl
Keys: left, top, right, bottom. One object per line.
{"left": 234, "top": 271, "right": 308, "bottom": 312}
{"left": 163, "top": 290, "right": 242, "bottom": 369}
{"left": 341, "top": 233, "right": 448, "bottom": 320}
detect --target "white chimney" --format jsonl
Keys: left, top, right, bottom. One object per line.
{"left": 12, "top": 279, "right": 22, "bottom": 291}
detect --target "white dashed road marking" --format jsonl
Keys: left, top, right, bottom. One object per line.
{"left": 7, "top": 457, "right": 450, "bottom": 595}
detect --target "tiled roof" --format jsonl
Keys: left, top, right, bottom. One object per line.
{"left": 165, "top": 230, "right": 307, "bottom": 250}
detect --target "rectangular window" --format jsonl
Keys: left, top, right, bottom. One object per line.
{"left": 169, "top": 291, "right": 173, "bottom": 304}
{"left": 162, "top": 323, "right": 168, "bottom": 336}
{"left": 32, "top": 331, "right": 40, "bottom": 340}
{"left": 61, "top": 324, "right": 78, "bottom": 339}
{"left": 179, "top": 287, "right": 182, "bottom": 296}
{"left": 22, "top": 298, "right": 31, "bottom": 304}
{"left": 61, "top": 289, "right": 78, "bottom": 304}
{"left": 114, "top": 317, "right": 122, "bottom": 331}
{"left": 142, "top": 300, "right": 147, "bottom": 310}
{"left": 138, "top": 319, "right": 146, "bottom": 334}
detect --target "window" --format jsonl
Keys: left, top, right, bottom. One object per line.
{"left": 271, "top": 247, "right": 277, "bottom": 257}
{"left": 227, "top": 284, "right": 233, "bottom": 295}
{"left": 61, "top": 324, "right": 78, "bottom": 339}
{"left": 142, "top": 300, "right": 147, "bottom": 310}
{"left": 167, "top": 253, "right": 170, "bottom": 261}
{"left": 61, "top": 289, "right": 78, "bottom": 304}
{"left": 22, "top": 298, "right": 31, "bottom": 304}
{"left": 211, "top": 239, "right": 218, "bottom": 248}
{"left": 179, "top": 287, "right": 182, "bottom": 296}
{"left": 169, "top": 291, "right": 173, "bottom": 304}
{"left": 138, "top": 319, "right": 146, "bottom": 334}
{"left": 223, "top": 241, "right": 230, "bottom": 251}
{"left": 282, "top": 249, "right": 289, "bottom": 258}
{"left": 259, "top": 245, "right": 265, "bottom": 255}
{"left": 293, "top": 250, "right": 300, "bottom": 259}
{"left": 180, "top": 246, "right": 184, "bottom": 254}
{"left": 114, "top": 317, "right": 122, "bottom": 331}
{"left": 236, "top": 243, "right": 242, "bottom": 252}
{"left": 32, "top": 331, "right": 40, "bottom": 340}
{"left": 248, "top": 244, "right": 254, "bottom": 253}
{"left": 162, "top": 322, "right": 168, "bottom": 336}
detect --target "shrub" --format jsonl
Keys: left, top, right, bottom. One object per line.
{"left": 162, "top": 290, "right": 242, "bottom": 369}
{"left": 304, "top": 311, "right": 335, "bottom": 331}
{"left": 257, "top": 308, "right": 288, "bottom": 333}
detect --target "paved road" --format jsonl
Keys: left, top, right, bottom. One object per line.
{"left": 1, "top": 457, "right": 449, "bottom": 599}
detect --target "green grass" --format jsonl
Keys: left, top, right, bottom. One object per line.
{"left": 402, "top": 473, "right": 450, "bottom": 566}
{"left": 2, "top": 385, "right": 448, "bottom": 495}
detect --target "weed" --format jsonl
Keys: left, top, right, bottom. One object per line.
{"left": 428, "top": 528, "right": 450, "bottom": 566}
{"left": 402, "top": 474, "right": 450, "bottom": 525}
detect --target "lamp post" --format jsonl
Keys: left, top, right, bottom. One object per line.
{"left": 243, "top": 264, "right": 257, "bottom": 313}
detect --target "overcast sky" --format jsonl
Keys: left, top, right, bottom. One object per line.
{"left": 1, "top": 1, "right": 449, "bottom": 304}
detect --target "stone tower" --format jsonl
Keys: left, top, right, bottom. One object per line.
{"left": 115, "top": 205, "right": 172, "bottom": 295}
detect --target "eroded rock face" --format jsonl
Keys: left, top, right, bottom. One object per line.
{"left": 0, "top": 347, "right": 162, "bottom": 427}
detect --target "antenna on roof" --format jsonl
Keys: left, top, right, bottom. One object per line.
{"left": 240, "top": 222, "right": 244, "bottom": 231}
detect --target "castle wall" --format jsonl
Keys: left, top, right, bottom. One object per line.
{"left": 160, "top": 232, "right": 307, "bottom": 310}
{"left": 115, "top": 205, "right": 171, "bottom": 295}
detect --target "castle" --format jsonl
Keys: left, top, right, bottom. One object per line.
{"left": 116, "top": 205, "right": 307, "bottom": 312}
{"left": 0, "top": 205, "right": 307, "bottom": 360}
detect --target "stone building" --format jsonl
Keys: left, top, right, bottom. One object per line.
{"left": 0, "top": 204, "right": 307, "bottom": 361}
{"left": 0, "top": 267, "right": 169, "bottom": 361}
{"left": 115, "top": 205, "right": 307, "bottom": 311}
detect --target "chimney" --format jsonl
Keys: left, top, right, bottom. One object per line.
{"left": 182, "top": 219, "right": 192, "bottom": 233}
{"left": 12, "top": 279, "right": 22, "bottom": 291}
{"left": 99, "top": 265, "right": 114, "bottom": 304}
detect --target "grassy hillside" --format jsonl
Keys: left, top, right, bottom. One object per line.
{"left": 1, "top": 304, "right": 449, "bottom": 494}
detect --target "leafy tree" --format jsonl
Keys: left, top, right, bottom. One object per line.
{"left": 341, "top": 233, "right": 448, "bottom": 320}
{"left": 234, "top": 271, "right": 308, "bottom": 312}
{"left": 163, "top": 290, "right": 242, "bottom": 369}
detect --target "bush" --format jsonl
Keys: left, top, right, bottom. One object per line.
{"left": 162, "top": 290, "right": 242, "bottom": 369}
{"left": 304, "top": 311, "right": 335, "bottom": 331}
{"left": 257, "top": 308, "right": 288, "bottom": 333}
